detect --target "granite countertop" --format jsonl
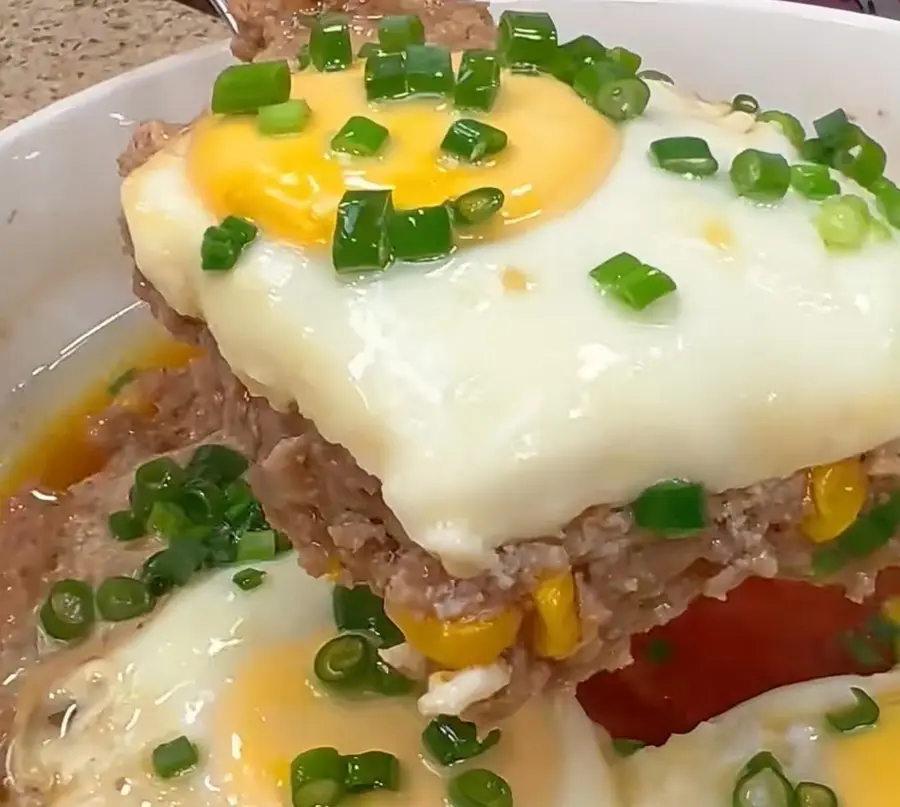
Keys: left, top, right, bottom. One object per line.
{"left": 0, "top": 0, "right": 221, "bottom": 129}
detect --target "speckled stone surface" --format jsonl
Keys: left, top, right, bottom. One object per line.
{"left": 0, "top": 0, "right": 221, "bottom": 129}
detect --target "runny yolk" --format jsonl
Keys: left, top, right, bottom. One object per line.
{"left": 210, "top": 635, "right": 560, "bottom": 807}
{"left": 187, "top": 63, "right": 620, "bottom": 249}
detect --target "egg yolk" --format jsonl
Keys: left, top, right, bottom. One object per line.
{"left": 187, "top": 63, "right": 620, "bottom": 249}
{"left": 210, "top": 635, "right": 561, "bottom": 807}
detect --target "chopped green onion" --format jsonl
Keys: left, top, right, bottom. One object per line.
{"left": 107, "top": 367, "right": 137, "bottom": 397}
{"left": 357, "top": 42, "right": 385, "bottom": 60}
{"left": 573, "top": 61, "right": 650, "bottom": 122}
{"left": 790, "top": 164, "right": 840, "bottom": 200}
{"left": 344, "top": 751, "right": 400, "bottom": 792}
{"left": 175, "top": 478, "right": 226, "bottom": 525}
{"left": 152, "top": 736, "right": 199, "bottom": 779}
{"left": 309, "top": 13, "right": 353, "bottom": 72}
{"left": 135, "top": 456, "right": 184, "bottom": 497}
{"left": 738, "top": 751, "right": 784, "bottom": 778}
{"left": 872, "top": 177, "right": 900, "bottom": 228}
{"left": 257, "top": 99, "right": 312, "bottom": 136}
{"left": 186, "top": 444, "right": 249, "bottom": 486}
{"left": 298, "top": 44, "right": 311, "bottom": 71}
{"left": 732, "top": 765, "right": 795, "bottom": 807}
{"left": 422, "top": 716, "right": 501, "bottom": 766}
{"left": 729, "top": 149, "right": 791, "bottom": 202}
{"left": 497, "top": 10, "right": 558, "bottom": 71}
{"left": 550, "top": 35, "right": 607, "bottom": 85}
{"left": 405, "top": 44, "right": 454, "bottom": 96}
{"left": 812, "top": 493, "right": 900, "bottom": 576}
{"left": 331, "top": 116, "right": 390, "bottom": 157}
{"left": 141, "top": 543, "right": 205, "bottom": 594}
{"left": 731, "top": 93, "right": 759, "bottom": 115}
{"left": 388, "top": 205, "right": 455, "bottom": 262}
{"left": 649, "top": 136, "right": 718, "bottom": 177}
{"left": 201, "top": 227, "right": 238, "bottom": 272}
{"left": 314, "top": 634, "right": 376, "bottom": 689}
{"left": 146, "top": 501, "right": 189, "bottom": 541}
{"left": 757, "top": 110, "right": 806, "bottom": 148}
{"left": 611, "top": 738, "right": 647, "bottom": 757}
{"left": 607, "top": 45, "right": 641, "bottom": 74}
{"left": 365, "top": 51, "right": 408, "bottom": 102}
{"left": 830, "top": 124, "right": 886, "bottom": 188}
{"left": 447, "top": 769, "right": 512, "bottom": 807}
{"left": 332, "top": 585, "right": 403, "bottom": 647}
{"left": 369, "top": 657, "right": 416, "bottom": 695}
{"left": 236, "top": 529, "right": 277, "bottom": 562}
{"left": 800, "top": 138, "right": 833, "bottom": 166}
{"left": 826, "top": 686, "right": 879, "bottom": 732}
{"left": 454, "top": 49, "right": 501, "bottom": 112}
{"left": 795, "top": 782, "right": 839, "bottom": 807}
{"left": 291, "top": 748, "right": 347, "bottom": 807}
{"left": 589, "top": 252, "right": 676, "bottom": 312}
{"left": 233, "top": 567, "right": 267, "bottom": 591}
{"left": 211, "top": 61, "right": 292, "bottom": 114}
{"left": 96, "top": 577, "right": 153, "bottom": 622}
{"left": 220, "top": 215, "right": 258, "bottom": 248}
{"left": 814, "top": 107, "right": 853, "bottom": 147}
{"left": 440, "top": 119, "right": 508, "bottom": 162}
{"left": 40, "top": 579, "right": 95, "bottom": 641}
{"left": 201, "top": 527, "right": 238, "bottom": 569}
{"left": 637, "top": 69, "right": 673, "bottom": 84}
{"left": 814, "top": 194, "right": 870, "bottom": 250}
{"left": 450, "top": 187, "right": 505, "bottom": 226}
{"left": 332, "top": 189, "right": 395, "bottom": 274}
{"left": 632, "top": 479, "right": 707, "bottom": 537}
{"left": 378, "top": 14, "right": 425, "bottom": 52}
{"left": 108, "top": 510, "right": 145, "bottom": 542}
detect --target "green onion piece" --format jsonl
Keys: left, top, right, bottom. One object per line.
{"left": 795, "top": 782, "right": 839, "bottom": 807}
{"left": 422, "top": 716, "right": 501, "bottom": 766}
{"left": 573, "top": 61, "right": 650, "bottom": 122}
{"left": 378, "top": 14, "right": 425, "bottom": 52}
{"left": 314, "top": 634, "right": 377, "bottom": 689}
{"left": 440, "top": 119, "right": 508, "bottom": 162}
{"left": 357, "top": 42, "right": 385, "bottom": 60}
{"left": 814, "top": 195, "right": 870, "bottom": 250}
{"left": 332, "top": 189, "right": 395, "bottom": 274}
{"left": 790, "top": 164, "right": 840, "bottom": 200}
{"left": 201, "top": 227, "right": 237, "bottom": 272}
{"left": 175, "top": 478, "right": 226, "bottom": 525}
{"left": 451, "top": 187, "right": 505, "bottom": 226}
{"left": 107, "top": 367, "right": 137, "bottom": 397}
{"left": 332, "top": 585, "right": 403, "bottom": 647}
{"left": 291, "top": 748, "right": 347, "bottom": 807}
{"left": 368, "top": 657, "right": 416, "bottom": 695}
{"left": 872, "top": 177, "right": 900, "bottom": 228}
{"left": 146, "top": 501, "right": 189, "bottom": 541}
{"left": 152, "top": 736, "right": 199, "bottom": 779}
{"left": 825, "top": 686, "right": 879, "bottom": 732}
{"left": 135, "top": 456, "right": 184, "bottom": 497}
{"left": 454, "top": 49, "right": 501, "bottom": 112}
{"left": 447, "top": 769, "right": 512, "bottom": 807}
{"left": 550, "top": 35, "right": 606, "bottom": 85}
{"left": 388, "top": 205, "right": 455, "bottom": 262}
{"left": 223, "top": 479, "right": 263, "bottom": 529}
{"left": 757, "top": 110, "right": 806, "bottom": 149}
{"left": 108, "top": 510, "right": 145, "bottom": 542}
{"left": 812, "top": 493, "right": 900, "bottom": 576}
{"left": 732, "top": 766, "right": 795, "bottom": 807}
{"left": 731, "top": 93, "right": 759, "bottom": 114}
{"left": 404, "top": 44, "right": 454, "bottom": 96}
{"left": 257, "top": 99, "right": 311, "bottom": 136}
{"left": 637, "top": 69, "right": 673, "bottom": 84}
{"left": 814, "top": 107, "right": 853, "bottom": 147}
{"left": 738, "top": 751, "right": 784, "bottom": 779}
{"left": 96, "top": 577, "right": 153, "bottom": 622}
{"left": 236, "top": 529, "right": 277, "bottom": 562}
{"left": 211, "top": 61, "right": 292, "bottom": 114}
{"left": 607, "top": 46, "right": 641, "bottom": 74}
{"left": 649, "top": 136, "right": 718, "bottom": 177}
{"left": 233, "top": 567, "right": 267, "bottom": 591}
{"left": 729, "top": 149, "right": 791, "bottom": 202}
{"left": 589, "top": 252, "right": 676, "bottom": 312}
{"left": 632, "top": 479, "right": 707, "bottom": 537}
{"left": 201, "top": 527, "right": 238, "bottom": 569}
{"left": 800, "top": 138, "right": 833, "bottom": 165}
{"left": 611, "top": 738, "right": 647, "bottom": 757}
{"left": 331, "top": 115, "right": 390, "bottom": 157}
{"left": 40, "top": 579, "right": 95, "bottom": 641}
{"left": 186, "top": 444, "right": 249, "bottom": 486}
{"left": 298, "top": 44, "right": 311, "bottom": 71}
{"left": 141, "top": 543, "right": 205, "bottom": 595}
{"left": 830, "top": 124, "right": 886, "bottom": 188}
{"left": 220, "top": 215, "right": 258, "bottom": 248}
{"left": 365, "top": 51, "right": 409, "bottom": 101}
{"left": 310, "top": 13, "right": 353, "bottom": 72}
{"left": 497, "top": 10, "right": 558, "bottom": 71}
{"left": 344, "top": 751, "right": 400, "bottom": 792}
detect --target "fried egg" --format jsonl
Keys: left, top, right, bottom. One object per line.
{"left": 8, "top": 556, "right": 618, "bottom": 807}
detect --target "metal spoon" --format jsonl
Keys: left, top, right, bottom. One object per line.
{"left": 206, "top": 0, "right": 240, "bottom": 35}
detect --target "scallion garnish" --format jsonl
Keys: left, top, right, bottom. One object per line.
{"left": 447, "top": 769, "right": 512, "bottom": 807}
{"left": 732, "top": 760, "right": 795, "bottom": 807}
{"left": 812, "top": 493, "right": 900, "bottom": 576}
{"left": 607, "top": 45, "right": 641, "bottom": 74}
{"left": 344, "top": 752, "right": 400, "bottom": 793}
{"left": 186, "top": 444, "right": 249, "bottom": 486}
{"left": 814, "top": 194, "right": 870, "bottom": 250}
{"left": 440, "top": 119, "right": 508, "bottom": 162}
{"left": 314, "top": 634, "right": 377, "bottom": 688}
{"left": 201, "top": 217, "right": 257, "bottom": 272}
{"left": 795, "top": 781, "right": 839, "bottom": 807}
{"left": 872, "top": 177, "right": 900, "bottom": 228}
{"left": 450, "top": 187, "right": 505, "bottom": 226}
{"left": 611, "top": 738, "right": 647, "bottom": 757}
{"left": 108, "top": 510, "right": 145, "bottom": 542}
{"left": 649, "top": 136, "right": 718, "bottom": 177}
{"left": 219, "top": 216, "right": 258, "bottom": 249}
{"left": 497, "top": 10, "right": 558, "bottom": 72}
{"left": 141, "top": 545, "right": 204, "bottom": 595}
{"left": 378, "top": 14, "right": 425, "bottom": 52}
{"left": 550, "top": 35, "right": 607, "bottom": 85}
{"left": 152, "top": 736, "right": 199, "bottom": 779}
{"left": 257, "top": 99, "right": 312, "bottom": 136}
{"left": 454, "top": 50, "right": 501, "bottom": 112}
{"left": 405, "top": 44, "right": 454, "bottom": 96}
{"left": 573, "top": 61, "right": 650, "bottom": 122}
{"left": 365, "top": 51, "right": 409, "bottom": 102}
{"left": 731, "top": 93, "right": 759, "bottom": 115}
{"left": 40, "top": 579, "right": 95, "bottom": 641}
{"left": 146, "top": 500, "right": 189, "bottom": 540}
{"left": 331, "top": 116, "right": 390, "bottom": 157}
{"left": 332, "top": 585, "right": 404, "bottom": 648}
{"left": 790, "top": 164, "right": 840, "bottom": 200}
{"left": 357, "top": 42, "right": 385, "bottom": 60}
{"left": 95, "top": 577, "right": 153, "bottom": 622}
{"left": 632, "top": 479, "right": 707, "bottom": 537}
{"left": 107, "top": 367, "right": 137, "bottom": 397}
{"left": 800, "top": 137, "right": 833, "bottom": 166}
{"left": 422, "top": 716, "right": 501, "bottom": 766}
{"left": 236, "top": 529, "right": 277, "bottom": 562}
{"left": 210, "top": 61, "right": 292, "bottom": 115}
{"left": 757, "top": 110, "right": 806, "bottom": 149}
{"left": 388, "top": 205, "right": 455, "bottom": 262}
{"left": 814, "top": 107, "right": 853, "bottom": 147}
{"left": 298, "top": 44, "right": 311, "bottom": 71}
{"left": 829, "top": 124, "right": 886, "bottom": 188}
{"left": 309, "top": 13, "right": 353, "bottom": 72}
{"left": 233, "top": 567, "right": 267, "bottom": 591}
{"left": 637, "top": 69, "right": 673, "bottom": 84}
{"left": 332, "top": 189, "right": 395, "bottom": 274}
{"left": 369, "top": 657, "right": 416, "bottom": 695}
{"left": 291, "top": 748, "right": 347, "bottom": 807}
{"left": 729, "top": 149, "right": 791, "bottom": 202}
{"left": 825, "top": 686, "right": 879, "bottom": 732}
{"left": 589, "top": 252, "right": 676, "bottom": 311}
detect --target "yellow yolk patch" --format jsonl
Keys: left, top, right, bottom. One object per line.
{"left": 829, "top": 691, "right": 900, "bottom": 807}
{"left": 187, "top": 64, "right": 620, "bottom": 249}
{"left": 211, "top": 636, "right": 561, "bottom": 807}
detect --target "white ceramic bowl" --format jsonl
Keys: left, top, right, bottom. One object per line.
{"left": 1, "top": 0, "right": 899, "bottom": 469}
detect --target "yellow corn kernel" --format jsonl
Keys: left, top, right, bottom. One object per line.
{"left": 801, "top": 458, "right": 868, "bottom": 544}
{"left": 386, "top": 606, "right": 521, "bottom": 670}
{"left": 532, "top": 572, "right": 580, "bottom": 660}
